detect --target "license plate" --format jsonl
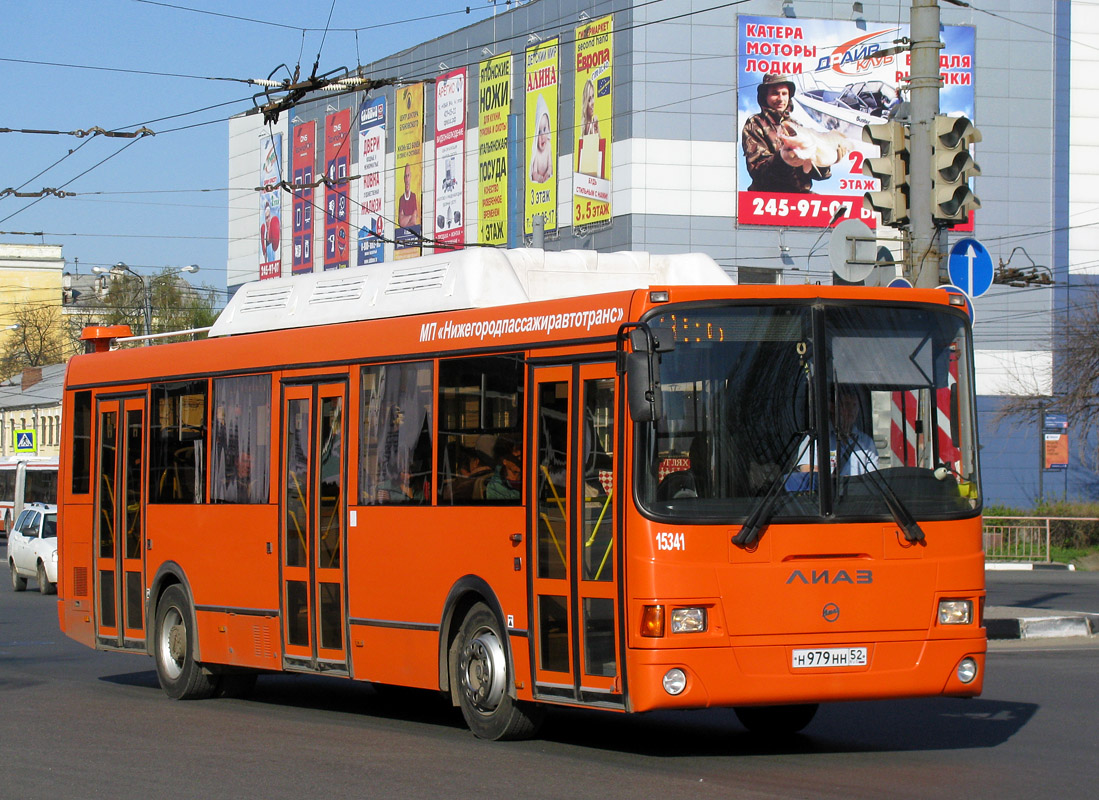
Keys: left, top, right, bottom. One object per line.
{"left": 791, "top": 647, "right": 868, "bottom": 669}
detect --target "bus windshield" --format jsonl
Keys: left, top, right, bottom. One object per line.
{"left": 636, "top": 301, "right": 979, "bottom": 523}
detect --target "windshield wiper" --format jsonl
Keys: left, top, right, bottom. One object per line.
{"left": 838, "top": 432, "right": 925, "bottom": 543}
{"left": 733, "top": 432, "right": 806, "bottom": 548}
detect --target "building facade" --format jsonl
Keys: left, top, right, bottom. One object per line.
{"left": 226, "top": 0, "right": 1086, "bottom": 506}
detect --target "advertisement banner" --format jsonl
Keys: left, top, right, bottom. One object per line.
{"left": 434, "top": 67, "right": 467, "bottom": 252}
{"left": 357, "top": 97, "right": 386, "bottom": 265}
{"left": 259, "top": 133, "right": 283, "bottom": 279}
{"left": 291, "top": 122, "right": 315, "bottom": 275}
{"left": 737, "top": 15, "right": 975, "bottom": 228}
{"left": 478, "top": 53, "right": 511, "bottom": 246}
{"left": 395, "top": 83, "right": 425, "bottom": 259}
{"left": 323, "top": 109, "right": 352, "bottom": 270}
{"left": 525, "top": 37, "right": 559, "bottom": 235}
{"left": 572, "top": 15, "right": 613, "bottom": 228}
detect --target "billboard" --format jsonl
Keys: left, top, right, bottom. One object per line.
{"left": 525, "top": 37, "right": 559, "bottom": 235}
{"left": 324, "top": 109, "right": 352, "bottom": 270}
{"left": 357, "top": 97, "right": 386, "bottom": 265}
{"left": 259, "top": 133, "right": 283, "bottom": 280}
{"left": 737, "top": 15, "right": 975, "bottom": 228}
{"left": 291, "top": 122, "right": 315, "bottom": 275}
{"left": 434, "top": 67, "right": 467, "bottom": 252}
{"left": 572, "top": 14, "right": 613, "bottom": 228}
{"left": 478, "top": 53, "right": 511, "bottom": 247}
{"left": 395, "top": 83, "right": 425, "bottom": 259}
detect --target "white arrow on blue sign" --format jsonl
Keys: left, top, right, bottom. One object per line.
{"left": 948, "top": 238, "right": 994, "bottom": 298}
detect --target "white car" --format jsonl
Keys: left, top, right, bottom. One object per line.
{"left": 8, "top": 503, "right": 57, "bottom": 594}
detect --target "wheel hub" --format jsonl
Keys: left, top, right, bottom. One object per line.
{"left": 168, "top": 623, "right": 186, "bottom": 665}
{"left": 460, "top": 629, "right": 506, "bottom": 713}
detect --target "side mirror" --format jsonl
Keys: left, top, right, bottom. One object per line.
{"left": 618, "top": 322, "right": 670, "bottom": 423}
{"left": 626, "top": 351, "right": 663, "bottom": 422}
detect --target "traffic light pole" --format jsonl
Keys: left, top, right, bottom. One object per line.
{"left": 908, "top": 0, "right": 943, "bottom": 287}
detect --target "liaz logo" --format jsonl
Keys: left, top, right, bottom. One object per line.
{"left": 786, "top": 569, "right": 873, "bottom": 585}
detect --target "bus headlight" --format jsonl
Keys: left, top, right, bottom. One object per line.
{"left": 662, "top": 668, "right": 687, "bottom": 695}
{"left": 670, "top": 607, "right": 707, "bottom": 633}
{"left": 938, "top": 599, "right": 972, "bottom": 625}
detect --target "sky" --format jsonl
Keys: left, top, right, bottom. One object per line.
{"left": 1, "top": 0, "right": 499, "bottom": 300}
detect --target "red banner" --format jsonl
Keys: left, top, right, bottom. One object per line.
{"left": 291, "top": 121, "right": 315, "bottom": 275}
{"left": 324, "top": 109, "right": 352, "bottom": 270}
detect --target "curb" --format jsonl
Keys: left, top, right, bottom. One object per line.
{"left": 987, "top": 615, "right": 1096, "bottom": 640}
{"left": 985, "top": 562, "right": 1076, "bottom": 571}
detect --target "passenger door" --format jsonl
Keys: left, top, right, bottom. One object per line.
{"left": 529, "top": 362, "right": 622, "bottom": 706}
{"left": 94, "top": 395, "right": 147, "bottom": 650}
{"left": 280, "top": 380, "right": 349, "bottom": 673}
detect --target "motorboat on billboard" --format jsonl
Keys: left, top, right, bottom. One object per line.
{"left": 793, "top": 75, "right": 900, "bottom": 138}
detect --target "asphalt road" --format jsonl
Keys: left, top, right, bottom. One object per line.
{"left": 2, "top": 570, "right": 1098, "bottom": 799}
{"left": 985, "top": 569, "right": 1099, "bottom": 614}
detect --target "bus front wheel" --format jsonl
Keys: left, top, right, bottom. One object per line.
{"left": 734, "top": 703, "right": 819, "bottom": 735}
{"left": 454, "top": 602, "right": 543, "bottom": 741}
{"left": 154, "top": 585, "right": 216, "bottom": 700}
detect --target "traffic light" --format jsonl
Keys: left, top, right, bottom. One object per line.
{"left": 861, "top": 121, "right": 910, "bottom": 228}
{"left": 931, "top": 114, "right": 981, "bottom": 225}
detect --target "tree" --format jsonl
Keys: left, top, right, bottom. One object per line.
{"left": 95, "top": 268, "right": 221, "bottom": 343}
{"left": 998, "top": 286, "right": 1099, "bottom": 470}
{"left": 0, "top": 303, "right": 67, "bottom": 380}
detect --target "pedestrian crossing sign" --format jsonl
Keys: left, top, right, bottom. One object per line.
{"left": 14, "top": 429, "right": 36, "bottom": 454}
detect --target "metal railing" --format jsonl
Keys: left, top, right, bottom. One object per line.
{"left": 983, "top": 516, "right": 1099, "bottom": 562}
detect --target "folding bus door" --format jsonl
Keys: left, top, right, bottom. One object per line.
{"left": 281, "top": 381, "right": 349, "bottom": 674}
{"left": 529, "top": 363, "right": 622, "bottom": 707}
{"left": 94, "top": 395, "right": 147, "bottom": 651}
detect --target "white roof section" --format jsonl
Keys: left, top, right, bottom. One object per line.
{"left": 209, "top": 248, "right": 733, "bottom": 337}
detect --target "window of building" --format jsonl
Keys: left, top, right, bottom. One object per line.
{"left": 437, "top": 354, "right": 525, "bottom": 505}
{"left": 359, "top": 362, "right": 433, "bottom": 505}
{"left": 210, "top": 375, "right": 271, "bottom": 504}
{"left": 150, "top": 380, "right": 207, "bottom": 503}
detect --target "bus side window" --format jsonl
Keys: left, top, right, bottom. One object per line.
{"left": 71, "top": 391, "right": 93, "bottom": 494}
{"left": 359, "top": 362, "right": 433, "bottom": 505}
{"left": 150, "top": 381, "right": 208, "bottom": 504}
{"left": 436, "top": 355, "right": 524, "bottom": 506}
{"left": 210, "top": 375, "right": 271, "bottom": 504}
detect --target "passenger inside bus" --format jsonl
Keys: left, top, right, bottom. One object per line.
{"left": 485, "top": 438, "right": 521, "bottom": 501}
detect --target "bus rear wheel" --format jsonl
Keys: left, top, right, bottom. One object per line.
{"left": 454, "top": 602, "right": 543, "bottom": 741}
{"left": 154, "top": 585, "right": 217, "bottom": 700}
{"left": 734, "top": 703, "right": 818, "bottom": 735}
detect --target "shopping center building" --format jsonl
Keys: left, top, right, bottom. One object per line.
{"left": 227, "top": 0, "right": 1089, "bottom": 505}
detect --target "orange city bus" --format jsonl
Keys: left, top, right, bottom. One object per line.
{"left": 57, "top": 248, "right": 985, "bottom": 740}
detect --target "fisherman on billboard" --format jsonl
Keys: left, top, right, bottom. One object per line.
{"left": 741, "top": 73, "right": 849, "bottom": 194}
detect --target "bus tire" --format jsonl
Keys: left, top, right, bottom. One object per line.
{"left": 154, "top": 584, "right": 216, "bottom": 700}
{"left": 734, "top": 703, "right": 818, "bottom": 735}
{"left": 454, "top": 602, "right": 543, "bottom": 741}
{"left": 37, "top": 561, "right": 55, "bottom": 595}
{"left": 10, "top": 561, "right": 27, "bottom": 592}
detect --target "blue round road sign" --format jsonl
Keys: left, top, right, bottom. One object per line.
{"left": 948, "top": 238, "right": 994, "bottom": 298}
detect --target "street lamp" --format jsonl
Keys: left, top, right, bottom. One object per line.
{"left": 91, "top": 263, "right": 200, "bottom": 345}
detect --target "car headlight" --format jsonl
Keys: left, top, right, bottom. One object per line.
{"left": 938, "top": 599, "right": 972, "bottom": 625}
{"left": 670, "top": 607, "right": 707, "bottom": 634}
